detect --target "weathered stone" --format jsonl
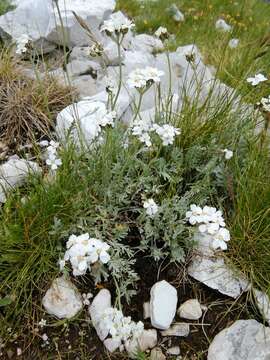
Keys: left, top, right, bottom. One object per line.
{"left": 143, "top": 301, "right": 150, "bottom": 319}
{"left": 178, "top": 299, "right": 202, "bottom": 320}
{"left": 161, "top": 323, "right": 190, "bottom": 337}
{"left": 89, "top": 289, "right": 111, "bottom": 341}
{"left": 254, "top": 289, "right": 270, "bottom": 325}
{"left": 150, "top": 348, "right": 166, "bottom": 360}
{"left": 72, "top": 75, "right": 98, "bottom": 99}
{"left": 208, "top": 320, "right": 270, "bottom": 360}
{"left": 130, "top": 34, "right": 164, "bottom": 54}
{"left": 103, "top": 338, "right": 121, "bottom": 353}
{"left": 0, "top": 158, "right": 40, "bottom": 203}
{"left": 167, "top": 346, "right": 181, "bottom": 356}
{"left": 42, "top": 276, "right": 83, "bottom": 319}
{"left": 66, "top": 59, "right": 100, "bottom": 78}
{"left": 188, "top": 255, "right": 248, "bottom": 298}
{"left": 150, "top": 280, "right": 178, "bottom": 330}
{"left": 125, "top": 329, "right": 157, "bottom": 359}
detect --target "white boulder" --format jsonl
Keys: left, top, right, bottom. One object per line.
{"left": 0, "top": 158, "right": 40, "bottom": 203}
{"left": 254, "top": 289, "right": 270, "bottom": 325}
{"left": 150, "top": 280, "right": 178, "bottom": 330}
{"left": 178, "top": 299, "right": 202, "bottom": 320}
{"left": 46, "top": 0, "right": 116, "bottom": 48}
{"left": 42, "top": 276, "right": 83, "bottom": 319}
{"left": 208, "top": 320, "right": 270, "bottom": 360}
{"left": 161, "top": 323, "right": 190, "bottom": 337}
{"left": 130, "top": 34, "right": 164, "bottom": 54}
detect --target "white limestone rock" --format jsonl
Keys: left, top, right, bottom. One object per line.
{"left": 0, "top": 158, "right": 40, "bottom": 203}
{"left": 72, "top": 75, "right": 98, "bottom": 99}
{"left": 150, "top": 280, "right": 178, "bottom": 330}
{"left": 167, "top": 346, "right": 181, "bottom": 356}
{"left": 161, "top": 323, "right": 190, "bottom": 337}
{"left": 42, "top": 276, "right": 83, "bottom": 319}
{"left": 254, "top": 289, "right": 270, "bottom": 325}
{"left": 178, "top": 299, "right": 202, "bottom": 320}
{"left": 188, "top": 255, "right": 248, "bottom": 299}
{"left": 130, "top": 34, "right": 164, "bottom": 54}
{"left": 66, "top": 59, "right": 100, "bottom": 78}
{"left": 103, "top": 338, "right": 121, "bottom": 353}
{"left": 207, "top": 320, "right": 270, "bottom": 360}
{"left": 0, "top": 0, "right": 55, "bottom": 53}
{"left": 125, "top": 329, "right": 157, "bottom": 359}
{"left": 150, "top": 348, "right": 166, "bottom": 360}
{"left": 89, "top": 289, "right": 111, "bottom": 341}
{"left": 46, "top": 0, "right": 116, "bottom": 48}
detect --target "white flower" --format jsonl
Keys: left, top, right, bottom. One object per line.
{"left": 99, "top": 307, "right": 144, "bottom": 344}
{"left": 154, "top": 124, "right": 180, "bottom": 146}
{"left": 215, "top": 19, "right": 232, "bottom": 32}
{"left": 259, "top": 95, "right": 270, "bottom": 112}
{"left": 46, "top": 154, "right": 62, "bottom": 171}
{"left": 38, "top": 319, "right": 47, "bottom": 328}
{"left": 247, "top": 73, "right": 268, "bottom": 86}
{"left": 212, "top": 228, "right": 230, "bottom": 250}
{"left": 223, "top": 149, "right": 233, "bottom": 160}
{"left": 101, "top": 13, "right": 135, "bottom": 35}
{"left": 41, "top": 333, "right": 49, "bottom": 342}
{"left": 143, "top": 198, "right": 159, "bottom": 217}
{"left": 127, "top": 67, "right": 164, "bottom": 89}
{"left": 138, "top": 132, "right": 152, "bottom": 147}
{"left": 63, "top": 234, "right": 110, "bottom": 276}
{"left": 82, "top": 293, "right": 93, "bottom": 306}
{"left": 15, "top": 34, "right": 31, "bottom": 55}
{"left": 155, "top": 26, "right": 169, "bottom": 39}
{"left": 88, "top": 239, "right": 111, "bottom": 264}
{"left": 228, "top": 38, "right": 239, "bottom": 49}
{"left": 186, "top": 204, "right": 203, "bottom": 225}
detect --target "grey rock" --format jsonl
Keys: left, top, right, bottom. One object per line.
{"left": 208, "top": 320, "right": 270, "bottom": 360}
{"left": 254, "top": 289, "right": 270, "bottom": 325}
{"left": 42, "top": 276, "right": 83, "bottom": 319}
{"left": 161, "top": 323, "right": 190, "bottom": 337}
{"left": 66, "top": 59, "right": 100, "bottom": 78}
{"left": 130, "top": 34, "right": 164, "bottom": 54}
{"left": 167, "top": 346, "right": 181, "bottom": 356}
{"left": 0, "top": 158, "right": 40, "bottom": 203}
{"left": 125, "top": 329, "right": 157, "bottom": 359}
{"left": 72, "top": 75, "right": 98, "bottom": 99}
{"left": 150, "top": 348, "right": 166, "bottom": 360}
{"left": 143, "top": 301, "right": 150, "bottom": 319}
{"left": 103, "top": 338, "right": 121, "bottom": 353}
{"left": 188, "top": 255, "right": 248, "bottom": 298}
{"left": 89, "top": 289, "right": 111, "bottom": 341}
{"left": 150, "top": 280, "right": 178, "bottom": 330}
{"left": 178, "top": 299, "right": 202, "bottom": 320}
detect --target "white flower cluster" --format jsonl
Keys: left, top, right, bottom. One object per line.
{"left": 15, "top": 34, "right": 31, "bottom": 55}
{"left": 186, "top": 205, "right": 230, "bottom": 250}
{"left": 153, "top": 124, "right": 180, "bottom": 146}
{"left": 258, "top": 95, "right": 270, "bottom": 112}
{"left": 247, "top": 73, "right": 268, "bottom": 86}
{"left": 100, "top": 307, "right": 144, "bottom": 343}
{"left": 61, "top": 233, "right": 110, "bottom": 276}
{"left": 127, "top": 67, "right": 164, "bottom": 90}
{"left": 215, "top": 19, "right": 232, "bottom": 32}
{"left": 143, "top": 198, "right": 159, "bottom": 217}
{"left": 43, "top": 140, "right": 62, "bottom": 171}
{"left": 131, "top": 118, "right": 180, "bottom": 148}
{"left": 101, "top": 13, "right": 135, "bottom": 35}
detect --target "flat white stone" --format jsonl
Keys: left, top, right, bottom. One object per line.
{"left": 42, "top": 276, "right": 83, "bottom": 319}
{"left": 150, "top": 348, "right": 166, "bottom": 360}
{"left": 178, "top": 299, "right": 202, "bottom": 320}
{"left": 208, "top": 320, "right": 270, "bottom": 360}
{"left": 161, "top": 323, "right": 190, "bottom": 337}
{"left": 130, "top": 34, "right": 164, "bottom": 54}
{"left": 0, "top": 158, "right": 40, "bottom": 203}
{"left": 150, "top": 280, "right": 178, "bottom": 330}
{"left": 125, "top": 329, "right": 157, "bottom": 359}
{"left": 167, "top": 346, "right": 181, "bottom": 356}
{"left": 89, "top": 289, "right": 111, "bottom": 341}
{"left": 103, "top": 338, "right": 121, "bottom": 353}
{"left": 188, "top": 255, "right": 248, "bottom": 298}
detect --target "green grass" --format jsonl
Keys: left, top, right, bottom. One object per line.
{"left": 0, "top": 0, "right": 13, "bottom": 16}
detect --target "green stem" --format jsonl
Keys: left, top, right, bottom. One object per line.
{"left": 112, "top": 36, "right": 123, "bottom": 111}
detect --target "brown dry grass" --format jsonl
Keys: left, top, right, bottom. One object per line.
{"left": 0, "top": 51, "right": 74, "bottom": 150}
